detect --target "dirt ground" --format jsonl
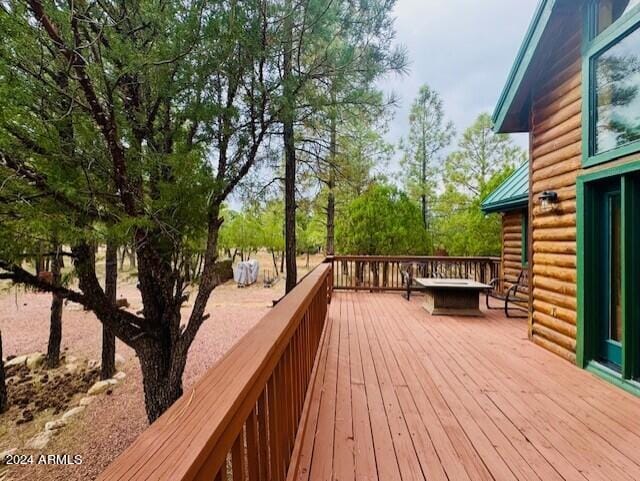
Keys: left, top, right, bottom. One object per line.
{"left": 0, "top": 251, "right": 323, "bottom": 481}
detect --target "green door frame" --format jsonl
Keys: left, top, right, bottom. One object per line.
{"left": 577, "top": 160, "right": 640, "bottom": 393}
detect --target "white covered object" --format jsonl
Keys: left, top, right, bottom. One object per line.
{"left": 233, "top": 260, "right": 259, "bottom": 286}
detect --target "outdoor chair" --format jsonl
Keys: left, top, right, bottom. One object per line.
{"left": 486, "top": 269, "right": 529, "bottom": 318}
{"left": 400, "top": 262, "right": 429, "bottom": 300}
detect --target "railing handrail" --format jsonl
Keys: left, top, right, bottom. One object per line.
{"left": 328, "top": 255, "right": 502, "bottom": 292}
{"left": 328, "top": 255, "right": 501, "bottom": 262}
{"left": 99, "top": 262, "right": 332, "bottom": 481}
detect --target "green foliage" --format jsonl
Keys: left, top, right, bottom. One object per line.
{"left": 218, "top": 199, "right": 323, "bottom": 258}
{"left": 433, "top": 167, "right": 515, "bottom": 256}
{"left": 443, "top": 113, "right": 526, "bottom": 196}
{"left": 336, "top": 184, "right": 430, "bottom": 255}
{"left": 259, "top": 202, "right": 286, "bottom": 255}
{"left": 296, "top": 202, "right": 324, "bottom": 254}
{"left": 0, "top": 0, "right": 279, "bottom": 265}
{"left": 218, "top": 210, "right": 261, "bottom": 257}
{"left": 426, "top": 113, "right": 526, "bottom": 256}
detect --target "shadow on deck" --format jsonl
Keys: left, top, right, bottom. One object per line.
{"left": 290, "top": 292, "right": 640, "bottom": 481}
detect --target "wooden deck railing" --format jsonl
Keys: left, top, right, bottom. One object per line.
{"left": 328, "top": 255, "right": 501, "bottom": 290}
{"left": 98, "top": 262, "right": 332, "bottom": 481}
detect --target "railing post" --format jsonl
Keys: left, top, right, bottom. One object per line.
{"left": 327, "top": 265, "right": 333, "bottom": 304}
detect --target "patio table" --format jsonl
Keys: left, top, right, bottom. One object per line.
{"left": 414, "top": 278, "right": 490, "bottom": 316}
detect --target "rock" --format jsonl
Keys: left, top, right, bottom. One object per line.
{"left": 44, "top": 419, "right": 67, "bottom": 431}
{"left": 113, "top": 371, "right": 126, "bottom": 381}
{"left": 26, "top": 431, "right": 52, "bottom": 450}
{"left": 114, "top": 353, "right": 125, "bottom": 367}
{"left": 26, "top": 352, "right": 45, "bottom": 370}
{"left": 87, "top": 379, "right": 116, "bottom": 396}
{"left": 0, "top": 448, "right": 17, "bottom": 464}
{"left": 87, "top": 359, "right": 100, "bottom": 370}
{"left": 61, "top": 406, "right": 85, "bottom": 420}
{"left": 65, "top": 363, "right": 79, "bottom": 374}
{"left": 79, "top": 396, "right": 94, "bottom": 406}
{"left": 65, "top": 355, "right": 78, "bottom": 364}
{"left": 4, "top": 355, "right": 27, "bottom": 368}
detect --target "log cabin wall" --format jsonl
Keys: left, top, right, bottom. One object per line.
{"left": 501, "top": 210, "right": 524, "bottom": 294}
{"left": 529, "top": 12, "right": 582, "bottom": 362}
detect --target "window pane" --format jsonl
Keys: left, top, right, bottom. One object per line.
{"left": 594, "top": 24, "right": 640, "bottom": 154}
{"left": 598, "top": 0, "right": 640, "bottom": 34}
{"left": 610, "top": 194, "right": 622, "bottom": 342}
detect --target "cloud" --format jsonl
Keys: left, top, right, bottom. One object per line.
{"left": 380, "top": 0, "right": 538, "bottom": 158}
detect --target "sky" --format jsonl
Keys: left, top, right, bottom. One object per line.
{"left": 378, "top": 0, "right": 539, "bottom": 163}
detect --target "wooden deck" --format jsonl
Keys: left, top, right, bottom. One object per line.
{"left": 289, "top": 292, "right": 640, "bottom": 481}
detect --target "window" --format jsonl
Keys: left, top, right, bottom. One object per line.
{"left": 597, "top": 0, "right": 640, "bottom": 34}
{"left": 584, "top": 1, "right": 640, "bottom": 166}
{"left": 594, "top": 24, "right": 640, "bottom": 155}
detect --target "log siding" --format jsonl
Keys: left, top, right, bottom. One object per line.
{"left": 501, "top": 211, "right": 525, "bottom": 294}
{"left": 529, "top": 14, "right": 582, "bottom": 362}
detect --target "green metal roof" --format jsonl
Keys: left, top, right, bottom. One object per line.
{"left": 481, "top": 162, "right": 529, "bottom": 214}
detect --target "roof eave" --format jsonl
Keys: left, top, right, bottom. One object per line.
{"left": 481, "top": 195, "right": 529, "bottom": 214}
{"left": 492, "top": 0, "right": 557, "bottom": 134}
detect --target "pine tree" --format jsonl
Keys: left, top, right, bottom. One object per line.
{"left": 401, "top": 85, "right": 454, "bottom": 230}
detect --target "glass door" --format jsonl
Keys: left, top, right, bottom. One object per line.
{"left": 580, "top": 169, "right": 640, "bottom": 384}
{"left": 600, "top": 187, "right": 622, "bottom": 368}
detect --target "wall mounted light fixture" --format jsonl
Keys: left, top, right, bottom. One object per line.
{"left": 539, "top": 190, "right": 559, "bottom": 212}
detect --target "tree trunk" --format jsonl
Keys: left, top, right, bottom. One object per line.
{"left": 284, "top": 128, "right": 297, "bottom": 293}
{"left": 421, "top": 193, "right": 427, "bottom": 230}
{"left": 46, "top": 246, "right": 63, "bottom": 368}
{"left": 0, "top": 330, "right": 7, "bottom": 414}
{"left": 101, "top": 240, "right": 117, "bottom": 380}
{"left": 35, "top": 248, "right": 45, "bottom": 275}
{"left": 271, "top": 249, "right": 279, "bottom": 275}
{"left": 283, "top": 0, "right": 297, "bottom": 293}
{"left": 137, "top": 340, "right": 185, "bottom": 423}
{"left": 126, "top": 242, "right": 136, "bottom": 269}
{"left": 119, "top": 247, "right": 126, "bottom": 270}
{"left": 326, "top": 188, "right": 335, "bottom": 255}
{"left": 326, "top": 95, "right": 336, "bottom": 255}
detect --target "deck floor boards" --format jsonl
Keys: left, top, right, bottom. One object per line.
{"left": 288, "top": 292, "right": 640, "bottom": 481}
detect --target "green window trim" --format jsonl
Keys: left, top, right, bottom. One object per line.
{"left": 582, "top": 2, "right": 640, "bottom": 168}
{"left": 577, "top": 159, "right": 640, "bottom": 389}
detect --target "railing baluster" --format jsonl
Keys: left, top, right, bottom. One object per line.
{"left": 328, "top": 256, "right": 501, "bottom": 290}
{"left": 257, "top": 392, "right": 269, "bottom": 481}
{"left": 246, "top": 409, "right": 259, "bottom": 481}
{"left": 231, "top": 429, "right": 246, "bottom": 481}
{"left": 215, "top": 463, "right": 227, "bottom": 481}
{"left": 268, "top": 373, "right": 282, "bottom": 481}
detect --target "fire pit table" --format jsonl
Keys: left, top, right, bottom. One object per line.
{"left": 414, "top": 278, "right": 491, "bottom": 317}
